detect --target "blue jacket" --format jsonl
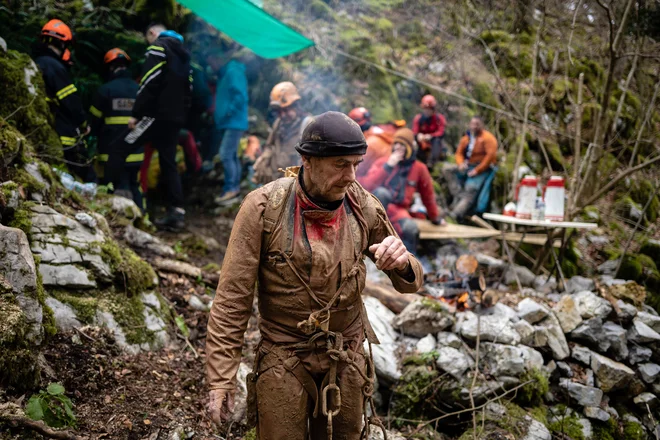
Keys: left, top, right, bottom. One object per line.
{"left": 213, "top": 60, "right": 248, "bottom": 131}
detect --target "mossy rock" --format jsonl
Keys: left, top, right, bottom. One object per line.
{"left": 515, "top": 368, "right": 549, "bottom": 407}
{"left": 0, "top": 296, "right": 40, "bottom": 389}
{"left": 548, "top": 410, "right": 585, "bottom": 440}
{"left": 640, "top": 239, "right": 660, "bottom": 262}
{"left": 618, "top": 255, "right": 643, "bottom": 281}
{"left": 0, "top": 124, "right": 27, "bottom": 167}
{"left": 100, "top": 240, "right": 156, "bottom": 296}
{"left": 622, "top": 419, "right": 646, "bottom": 440}
{"left": 630, "top": 179, "right": 660, "bottom": 222}
{"left": 0, "top": 49, "right": 60, "bottom": 161}
{"left": 591, "top": 418, "right": 618, "bottom": 440}
{"left": 391, "top": 365, "right": 440, "bottom": 422}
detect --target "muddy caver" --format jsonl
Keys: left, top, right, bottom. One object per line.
{"left": 207, "top": 112, "right": 424, "bottom": 439}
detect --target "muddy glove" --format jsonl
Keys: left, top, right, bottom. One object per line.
{"left": 208, "top": 389, "right": 235, "bottom": 425}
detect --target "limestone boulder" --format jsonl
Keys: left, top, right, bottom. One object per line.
{"left": 392, "top": 299, "right": 453, "bottom": 338}
{"left": 628, "top": 318, "right": 660, "bottom": 344}
{"left": 436, "top": 346, "right": 473, "bottom": 379}
{"left": 558, "top": 379, "right": 603, "bottom": 407}
{"left": 591, "top": 352, "right": 635, "bottom": 392}
{"left": 0, "top": 224, "right": 42, "bottom": 343}
{"left": 565, "top": 276, "right": 595, "bottom": 294}
{"left": 636, "top": 311, "right": 660, "bottom": 333}
{"left": 572, "top": 290, "right": 612, "bottom": 320}
{"left": 517, "top": 298, "right": 550, "bottom": 324}
{"left": 123, "top": 225, "right": 176, "bottom": 257}
{"left": 363, "top": 296, "right": 401, "bottom": 383}
{"left": 456, "top": 311, "right": 521, "bottom": 345}
{"left": 571, "top": 318, "right": 610, "bottom": 353}
{"left": 536, "top": 313, "right": 570, "bottom": 360}
{"left": 552, "top": 295, "right": 583, "bottom": 333}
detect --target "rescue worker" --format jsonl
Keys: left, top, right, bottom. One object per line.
{"left": 33, "top": 19, "right": 93, "bottom": 181}
{"left": 443, "top": 117, "right": 498, "bottom": 221}
{"left": 412, "top": 94, "right": 447, "bottom": 168}
{"left": 105, "top": 23, "right": 192, "bottom": 231}
{"left": 89, "top": 48, "right": 143, "bottom": 208}
{"left": 348, "top": 107, "right": 395, "bottom": 179}
{"left": 207, "top": 112, "right": 424, "bottom": 439}
{"left": 205, "top": 49, "right": 249, "bottom": 206}
{"left": 360, "top": 128, "right": 442, "bottom": 255}
{"left": 252, "top": 82, "right": 312, "bottom": 185}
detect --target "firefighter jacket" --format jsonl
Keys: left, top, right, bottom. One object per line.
{"left": 89, "top": 69, "right": 143, "bottom": 164}
{"left": 34, "top": 46, "right": 87, "bottom": 148}
{"left": 132, "top": 32, "right": 192, "bottom": 124}
{"left": 206, "top": 169, "right": 424, "bottom": 390}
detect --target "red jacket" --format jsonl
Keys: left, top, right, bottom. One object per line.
{"left": 360, "top": 157, "right": 439, "bottom": 224}
{"left": 412, "top": 113, "right": 446, "bottom": 138}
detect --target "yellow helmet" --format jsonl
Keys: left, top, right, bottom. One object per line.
{"left": 270, "top": 81, "right": 301, "bottom": 109}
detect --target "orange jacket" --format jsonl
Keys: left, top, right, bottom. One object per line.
{"left": 357, "top": 128, "right": 394, "bottom": 178}
{"left": 456, "top": 129, "right": 498, "bottom": 175}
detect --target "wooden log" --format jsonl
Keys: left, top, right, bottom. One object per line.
{"left": 362, "top": 281, "right": 417, "bottom": 314}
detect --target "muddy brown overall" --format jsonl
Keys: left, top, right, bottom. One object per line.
{"left": 207, "top": 170, "right": 423, "bottom": 440}
{"left": 253, "top": 116, "right": 311, "bottom": 185}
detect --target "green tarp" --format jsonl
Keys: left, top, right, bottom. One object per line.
{"left": 177, "top": 0, "right": 314, "bottom": 59}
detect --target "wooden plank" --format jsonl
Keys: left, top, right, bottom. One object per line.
{"left": 415, "top": 219, "right": 561, "bottom": 247}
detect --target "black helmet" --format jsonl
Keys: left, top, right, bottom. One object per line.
{"left": 295, "top": 111, "right": 368, "bottom": 157}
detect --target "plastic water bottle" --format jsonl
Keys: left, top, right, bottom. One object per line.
{"left": 410, "top": 193, "right": 427, "bottom": 216}
{"left": 53, "top": 167, "right": 97, "bottom": 198}
{"left": 532, "top": 197, "right": 545, "bottom": 221}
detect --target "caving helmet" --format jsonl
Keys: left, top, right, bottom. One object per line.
{"left": 421, "top": 94, "right": 437, "bottom": 109}
{"left": 270, "top": 81, "right": 301, "bottom": 109}
{"left": 41, "top": 19, "right": 73, "bottom": 43}
{"left": 104, "top": 48, "right": 131, "bottom": 65}
{"left": 348, "top": 107, "right": 372, "bottom": 131}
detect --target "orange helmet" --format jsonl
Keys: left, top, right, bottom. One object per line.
{"left": 104, "top": 48, "right": 131, "bottom": 65}
{"left": 270, "top": 82, "right": 301, "bottom": 109}
{"left": 348, "top": 107, "right": 371, "bottom": 129}
{"left": 421, "top": 94, "right": 437, "bottom": 109}
{"left": 41, "top": 19, "right": 73, "bottom": 43}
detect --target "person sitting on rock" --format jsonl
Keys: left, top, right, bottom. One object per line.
{"left": 360, "top": 128, "right": 443, "bottom": 255}
{"left": 348, "top": 107, "right": 396, "bottom": 179}
{"left": 412, "top": 94, "right": 447, "bottom": 168}
{"left": 89, "top": 48, "right": 143, "bottom": 209}
{"left": 34, "top": 19, "right": 93, "bottom": 182}
{"left": 443, "top": 116, "right": 498, "bottom": 221}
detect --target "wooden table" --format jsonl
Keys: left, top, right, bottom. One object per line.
{"left": 482, "top": 213, "right": 598, "bottom": 291}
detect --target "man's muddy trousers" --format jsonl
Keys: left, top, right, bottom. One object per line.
{"left": 254, "top": 341, "right": 367, "bottom": 440}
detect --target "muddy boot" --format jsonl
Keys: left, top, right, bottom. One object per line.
{"left": 154, "top": 207, "right": 185, "bottom": 231}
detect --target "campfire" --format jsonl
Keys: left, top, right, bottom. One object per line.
{"left": 423, "top": 254, "right": 496, "bottom": 312}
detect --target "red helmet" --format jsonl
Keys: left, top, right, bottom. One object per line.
{"left": 104, "top": 48, "right": 131, "bottom": 65}
{"left": 421, "top": 94, "right": 437, "bottom": 109}
{"left": 41, "top": 19, "right": 73, "bottom": 43}
{"left": 348, "top": 107, "right": 371, "bottom": 130}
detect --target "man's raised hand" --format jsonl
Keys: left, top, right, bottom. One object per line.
{"left": 368, "top": 236, "right": 409, "bottom": 272}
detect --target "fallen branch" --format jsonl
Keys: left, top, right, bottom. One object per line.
{"left": 0, "top": 414, "right": 82, "bottom": 440}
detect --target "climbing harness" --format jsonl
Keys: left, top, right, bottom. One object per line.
{"left": 251, "top": 176, "right": 388, "bottom": 440}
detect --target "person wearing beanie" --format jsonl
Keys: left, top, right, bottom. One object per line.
{"left": 359, "top": 127, "right": 443, "bottom": 255}
{"left": 207, "top": 111, "right": 424, "bottom": 438}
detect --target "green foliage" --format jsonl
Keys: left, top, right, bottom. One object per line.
{"left": 8, "top": 206, "right": 33, "bottom": 239}
{"left": 592, "top": 418, "right": 618, "bottom": 440}
{"left": 392, "top": 365, "right": 440, "bottom": 423}
{"left": 548, "top": 412, "right": 585, "bottom": 440}
{"left": 309, "top": 0, "right": 335, "bottom": 21}
{"left": 25, "top": 383, "right": 76, "bottom": 428}
{"left": 622, "top": 419, "right": 646, "bottom": 440}
{"left": 51, "top": 291, "right": 99, "bottom": 324}
{"left": 516, "top": 368, "right": 549, "bottom": 407}
{"left": 618, "top": 255, "right": 644, "bottom": 281}
{"left": 243, "top": 428, "right": 257, "bottom": 440}
{"left": 175, "top": 315, "right": 190, "bottom": 338}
